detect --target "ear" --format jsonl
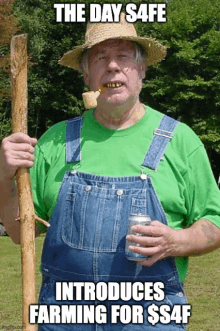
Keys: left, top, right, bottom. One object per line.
{"left": 140, "top": 63, "right": 146, "bottom": 80}
{"left": 84, "top": 73, "right": 90, "bottom": 87}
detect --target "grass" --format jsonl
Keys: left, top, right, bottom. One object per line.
{"left": 0, "top": 235, "right": 219, "bottom": 330}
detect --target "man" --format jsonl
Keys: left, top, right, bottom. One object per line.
{"left": 0, "top": 13, "right": 220, "bottom": 330}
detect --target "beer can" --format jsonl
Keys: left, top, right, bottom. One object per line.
{"left": 125, "top": 214, "right": 151, "bottom": 261}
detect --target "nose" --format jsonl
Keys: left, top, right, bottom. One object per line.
{"left": 106, "top": 57, "right": 121, "bottom": 73}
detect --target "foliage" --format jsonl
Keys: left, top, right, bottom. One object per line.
{"left": 0, "top": 0, "right": 19, "bottom": 139}
{"left": 0, "top": 0, "right": 219, "bottom": 177}
{"left": 136, "top": 0, "right": 220, "bottom": 177}
{"left": 11, "top": 0, "right": 89, "bottom": 139}
{"left": 0, "top": 0, "right": 19, "bottom": 97}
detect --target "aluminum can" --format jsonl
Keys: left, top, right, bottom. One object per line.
{"left": 125, "top": 214, "right": 151, "bottom": 261}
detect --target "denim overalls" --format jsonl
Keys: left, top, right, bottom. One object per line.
{"left": 38, "top": 114, "right": 188, "bottom": 330}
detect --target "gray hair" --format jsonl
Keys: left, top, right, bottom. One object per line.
{"left": 80, "top": 41, "right": 147, "bottom": 77}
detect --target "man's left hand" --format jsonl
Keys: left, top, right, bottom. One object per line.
{"left": 126, "top": 221, "right": 179, "bottom": 266}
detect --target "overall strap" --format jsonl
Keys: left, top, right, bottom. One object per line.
{"left": 66, "top": 114, "right": 83, "bottom": 163}
{"left": 142, "top": 114, "right": 179, "bottom": 171}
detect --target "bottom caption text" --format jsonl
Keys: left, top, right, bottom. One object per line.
{"left": 30, "top": 303, "right": 191, "bottom": 325}
{"left": 29, "top": 281, "right": 191, "bottom": 325}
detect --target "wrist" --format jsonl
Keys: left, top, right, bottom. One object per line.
{"left": 0, "top": 168, "right": 15, "bottom": 183}
{"left": 172, "top": 228, "right": 192, "bottom": 257}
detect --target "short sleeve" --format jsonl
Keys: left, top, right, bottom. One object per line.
{"left": 184, "top": 145, "right": 220, "bottom": 228}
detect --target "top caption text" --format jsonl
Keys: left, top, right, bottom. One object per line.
{"left": 54, "top": 3, "right": 167, "bottom": 23}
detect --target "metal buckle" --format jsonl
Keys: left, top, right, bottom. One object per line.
{"left": 154, "top": 128, "right": 173, "bottom": 139}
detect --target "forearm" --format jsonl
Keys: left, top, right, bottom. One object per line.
{"left": 127, "top": 218, "right": 220, "bottom": 267}
{"left": 0, "top": 177, "right": 20, "bottom": 244}
{"left": 0, "top": 178, "right": 41, "bottom": 243}
{"left": 176, "top": 218, "right": 220, "bottom": 257}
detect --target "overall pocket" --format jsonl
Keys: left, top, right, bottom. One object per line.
{"left": 61, "top": 182, "right": 148, "bottom": 252}
{"left": 62, "top": 183, "right": 127, "bottom": 252}
{"left": 163, "top": 287, "right": 188, "bottom": 330}
{"left": 62, "top": 181, "right": 106, "bottom": 250}
{"left": 62, "top": 188, "right": 78, "bottom": 248}
{"left": 130, "top": 197, "right": 147, "bottom": 215}
{"left": 38, "top": 275, "right": 56, "bottom": 305}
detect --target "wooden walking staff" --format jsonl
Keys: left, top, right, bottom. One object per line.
{"left": 11, "top": 34, "right": 41, "bottom": 331}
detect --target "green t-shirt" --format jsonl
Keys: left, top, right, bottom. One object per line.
{"left": 30, "top": 105, "right": 220, "bottom": 282}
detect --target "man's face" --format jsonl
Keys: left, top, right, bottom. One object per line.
{"left": 84, "top": 39, "right": 145, "bottom": 106}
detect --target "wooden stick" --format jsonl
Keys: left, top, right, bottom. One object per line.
{"left": 16, "top": 215, "right": 51, "bottom": 228}
{"left": 11, "top": 34, "right": 37, "bottom": 331}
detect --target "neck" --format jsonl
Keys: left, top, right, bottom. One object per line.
{"left": 93, "top": 99, "right": 145, "bottom": 130}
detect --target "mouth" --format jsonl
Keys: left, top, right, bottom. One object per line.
{"left": 103, "top": 82, "right": 124, "bottom": 88}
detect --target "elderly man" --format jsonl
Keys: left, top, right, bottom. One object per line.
{"left": 1, "top": 13, "right": 220, "bottom": 330}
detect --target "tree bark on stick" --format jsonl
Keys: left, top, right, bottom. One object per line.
{"left": 11, "top": 34, "right": 37, "bottom": 331}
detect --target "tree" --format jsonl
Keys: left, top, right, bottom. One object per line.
{"left": 0, "top": 0, "right": 19, "bottom": 140}
{"left": 136, "top": 0, "right": 220, "bottom": 179}
{"left": 12, "top": 0, "right": 88, "bottom": 138}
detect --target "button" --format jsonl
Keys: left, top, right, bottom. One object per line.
{"left": 140, "top": 174, "right": 147, "bottom": 180}
{"left": 117, "top": 189, "right": 123, "bottom": 196}
{"left": 71, "top": 170, "right": 77, "bottom": 175}
{"left": 177, "top": 292, "right": 184, "bottom": 297}
{"left": 85, "top": 186, "right": 91, "bottom": 192}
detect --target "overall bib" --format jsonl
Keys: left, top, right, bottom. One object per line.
{"left": 38, "top": 114, "right": 188, "bottom": 330}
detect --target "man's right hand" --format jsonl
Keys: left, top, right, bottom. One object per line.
{"left": 0, "top": 133, "right": 37, "bottom": 181}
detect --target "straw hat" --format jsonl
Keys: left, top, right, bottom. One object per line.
{"left": 59, "top": 12, "right": 167, "bottom": 71}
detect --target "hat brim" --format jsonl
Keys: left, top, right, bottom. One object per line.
{"left": 58, "top": 36, "right": 167, "bottom": 71}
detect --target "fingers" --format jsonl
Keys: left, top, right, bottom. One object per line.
{"left": 7, "top": 150, "right": 35, "bottom": 167}
{"left": 0, "top": 133, "right": 38, "bottom": 180}
{"left": 150, "top": 220, "right": 164, "bottom": 227}
{"left": 129, "top": 245, "right": 160, "bottom": 257}
{"left": 128, "top": 245, "right": 167, "bottom": 267}
{"left": 6, "top": 132, "right": 37, "bottom": 146}
{"left": 126, "top": 234, "right": 160, "bottom": 247}
{"left": 139, "top": 253, "right": 165, "bottom": 267}
{"left": 2, "top": 133, "right": 37, "bottom": 152}
{"left": 131, "top": 222, "right": 166, "bottom": 237}
{"left": 126, "top": 228, "right": 162, "bottom": 266}
{"left": 9, "top": 142, "right": 35, "bottom": 154}
{"left": 126, "top": 221, "right": 177, "bottom": 266}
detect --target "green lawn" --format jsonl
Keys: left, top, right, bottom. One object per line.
{"left": 0, "top": 235, "right": 219, "bottom": 330}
